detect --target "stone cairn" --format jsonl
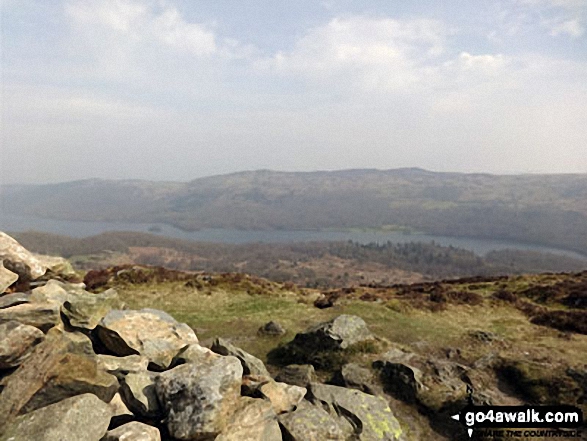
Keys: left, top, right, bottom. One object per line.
{"left": 0, "top": 232, "right": 406, "bottom": 441}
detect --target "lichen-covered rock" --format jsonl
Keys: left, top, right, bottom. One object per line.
{"left": 61, "top": 288, "right": 123, "bottom": 330}
{"left": 0, "top": 329, "right": 115, "bottom": 428}
{"left": 102, "top": 421, "right": 161, "bottom": 441}
{"left": 120, "top": 371, "right": 162, "bottom": 419}
{"left": 216, "top": 397, "right": 281, "bottom": 441}
{"left": 0, "top": 232, "right": 47, "bottom": 280}
{"left": 0, "top": 262, "right": 18, "bottom": 294}
{"left": 97, "top": 309, "right": 198, "bottom": 369}
{"left": 308, "top": 383, "right": 405, "bottom": 441}
{"left": 259, "top": 381, "right": 306, "bottom": 414}
{"left": 0, "top": 302, "right": 61, "bottom": 332}
{"left": 0, "top": 393, "right": 112, "bottom": 441}
{"left": 0, "top": 321, "right": 45, "bottom": 369}
{"left": 155, "top": 355, "right": 243, "bottom": 440}
{"left": 212, "top": 337, "right": 270, "bottom": 377}
{"left": 275, "top": 364, "right": 317, "bottom": 388}
{"left": 278, "top": 400, "right": 347, "bottom": 441}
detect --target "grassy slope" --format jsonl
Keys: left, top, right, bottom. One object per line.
{"left": 100, "top": 269, "right": 587, "bottom": 372}
{"left": 85, "top": 267, "right": 586, "bottom": 440}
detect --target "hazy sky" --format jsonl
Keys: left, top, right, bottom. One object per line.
{"left": 1, "top": 0, "right": 586, "bottom": 184}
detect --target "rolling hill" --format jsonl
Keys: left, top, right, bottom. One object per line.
{"left": 3, "top": 168, "right": 587, "bottom": 254}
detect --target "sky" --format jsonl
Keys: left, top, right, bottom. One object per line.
{"left": 1, "top": 0, "right": 586, "bottom": 184}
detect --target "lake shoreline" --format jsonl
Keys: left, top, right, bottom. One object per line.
{"left": 1, "top": 213, "right": 586, "bottom": 261}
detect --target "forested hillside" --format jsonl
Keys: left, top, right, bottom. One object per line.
{"left": 4, "top": 168, "right": 587, "bottom": 254}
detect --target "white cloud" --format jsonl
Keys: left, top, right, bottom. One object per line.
{"left": 258, "top": 16, "right": 448, "bottom": 92}
{"left": 546, "top": 18, "right": 585, "bottom": 36}
{"left": 513, "top": 0, "right": 586, "bottom": 37}
{"left": 65, "top": 0, "right": 253, "bottom": 58}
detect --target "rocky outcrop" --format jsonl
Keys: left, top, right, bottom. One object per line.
{"left": 293, "top": 314, "right": 374, "bottom": 350}
{"left": 273, "top": 315, "right": 375, "bottom": 369}
{"left": 0, "top": 232, "right": 410, "bottom": 441}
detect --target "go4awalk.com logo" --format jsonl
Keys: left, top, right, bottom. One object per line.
{"left": 451, "top": 405, "right": 584, "bottom": 438}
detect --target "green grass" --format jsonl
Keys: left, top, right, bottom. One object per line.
{"left": 112, "top": 275, "right": 587, "bottom": 371}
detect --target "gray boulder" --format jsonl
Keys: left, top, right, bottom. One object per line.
{"left": 0, "top": 393, "right": 112, "bottom": 441}
{"left": 332, "top": 363, "right": 380, "bottom": 395}
{"left": 97, "top": 309, "right": 198, "bottom": 370}
{"left": 308, "top": 383, "right": 405, "bottom": 440}
{"left": 294, "top": 315, "right": 374, "bottom": 351}
{"left": 155, "top": 355, "right": 243, "bottom": 440}
{"left": 0, "top": 262, "right": 18, "bottom": 294}
{"left": 216, "top": 397, "right": 281, "bottom": 441}
{"left": 212, "top": 337, "right": 270, "bottom": 377}
{"left": 0, "top": 302, "right": 61, "bottom": 332}
{"left": 0, "top": 321, "right": 45, "bottom": 369}
{"left": 275, "top": 364, "right": 317, "bottom": 388}
{"left": 102, "top": 421, "right": 161, "bottom": 441}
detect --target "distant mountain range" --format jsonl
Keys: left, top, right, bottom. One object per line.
{"left": 3, "top": 168, "right": 587, "bottom": 254}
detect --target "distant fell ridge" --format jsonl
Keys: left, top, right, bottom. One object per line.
{"left": 2, "top": 168, "right": 587, "bottom": 254}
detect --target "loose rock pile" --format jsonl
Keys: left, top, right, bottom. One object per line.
{"left": 0, "top": 232, "right": 406, "bottom": 441}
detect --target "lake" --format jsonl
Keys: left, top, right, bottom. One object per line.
{"left": 1, "top": 213, "right": 585, "bottom": 261}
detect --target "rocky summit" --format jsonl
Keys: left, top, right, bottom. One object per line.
{"left": 0, "top": 232, "right": 408, "bottom": 440}
{"left": 1, "top": 231, "right": 586, "bottom": 440}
